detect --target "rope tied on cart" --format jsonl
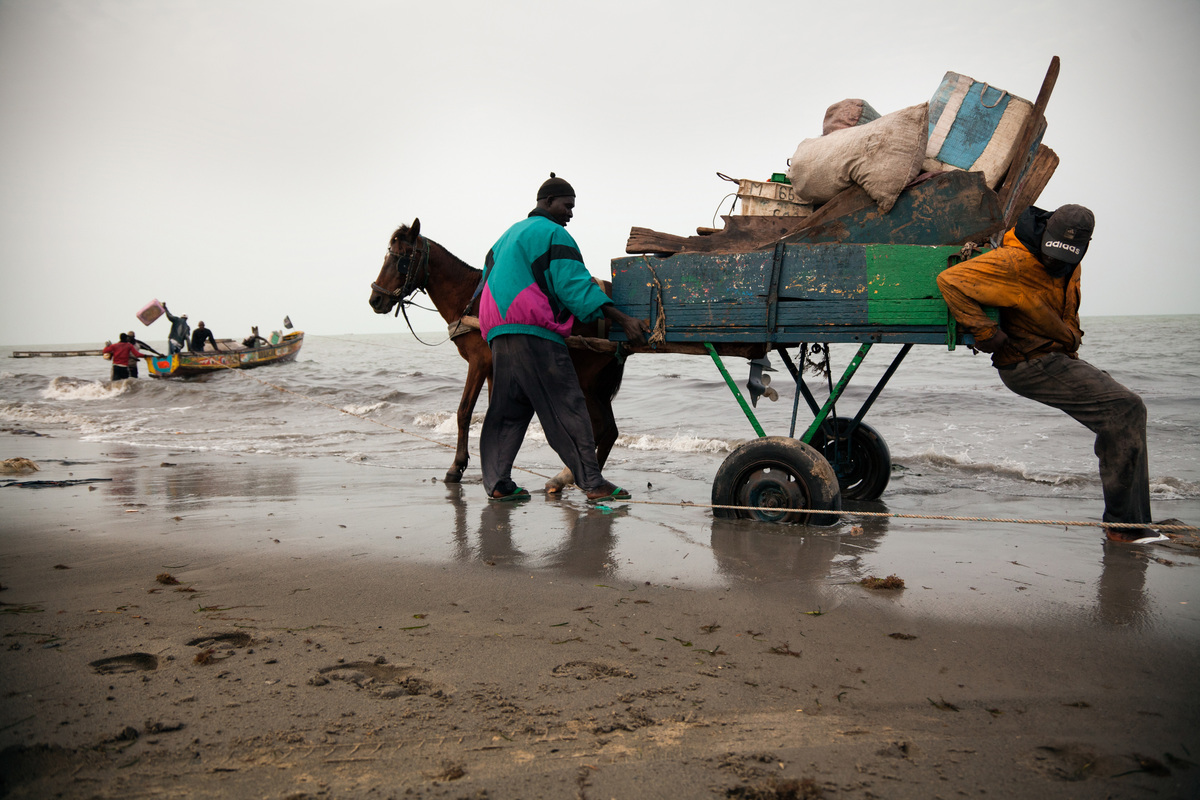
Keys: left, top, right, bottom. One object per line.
{"left": 797, "top": 342, "right": 832, "bottom": 381}
{"left": 947, "top": 241, "right": 984, "bottom": 267}
{"left": 641, "top": 257, "right": 669, "bottom": 348}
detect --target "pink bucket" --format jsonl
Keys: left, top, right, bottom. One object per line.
{"left": 136, "top": 299, "right": 165, "bottom": 326}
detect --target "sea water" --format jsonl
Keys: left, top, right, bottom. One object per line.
{"left": 2, "top": 316, "right": 1198, "bottom": 632}
{"left": 3, "top": 316, "right": 1196, "bottom": 508}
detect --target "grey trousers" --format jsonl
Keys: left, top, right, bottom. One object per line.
{"left": 998, "top": 353, "right": 1151, "bottom": 525}
{"left": 481, "top": 334, "right": 604, "bottom": 496}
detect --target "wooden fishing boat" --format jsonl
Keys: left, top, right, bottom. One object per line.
{"left": 145, "top": 331, "right": 304, "bottom": 378}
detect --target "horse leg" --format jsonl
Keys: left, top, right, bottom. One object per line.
{"left": 447, "top": 352, "right": 490, "bottom": 483}
{"left": 545, "top": 354, "right": 623, "bottom": 494}
{"left": 590, "top": 358, "right": 623, "bottom": 470}
{"left": 546, "top": 393, "right": 617, "bottom": 492}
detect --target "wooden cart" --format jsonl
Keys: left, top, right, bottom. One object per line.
{"left": 608, "top": 242, "right": 998, "bottom": 524}
{"left": 606, "top": 58, "right": 1060, "bottom": 523}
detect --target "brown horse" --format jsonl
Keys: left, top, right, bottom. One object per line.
{"left": 368, "top": 219, "right": 626, "bottom": 492}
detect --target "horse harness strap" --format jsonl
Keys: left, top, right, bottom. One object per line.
{"left": 371, "top": 235, "right": 431, "bottom": 304}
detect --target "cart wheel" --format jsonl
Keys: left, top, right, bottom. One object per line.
{"left": 811, "top": 419, "right": 891, "bottom": 501}
{"left": 712, "top": 437, "right": 841, "bottom": 525}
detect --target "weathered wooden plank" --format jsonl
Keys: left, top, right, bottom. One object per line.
{"left": 609, "top": 243, "right": 997, "bottom": 346}
{"left": 624, "top": 170, "right": 1007, "bottom": 257}
{"left": 783, "top": 184, "right": 875, "bottom": 236}
{"left": 625, "top": 215, "right": 810, "bottom": 255}
{"left": 777, "top": 245, "right": 868, "bottom": 300}
{"left": 776, "top": 299, "right": 869, "bottom": 326}
{"left": 780, "top": 171, "right": 1004, "bottom": 247}
{"left": 611, "top": 252, "right": 773, "bottom": 308}
{"left": 773, "top": 327, "right": 952, "bottom": 344}
{"left": 1005, "top": 144, "right": 1059, "bottom": 227}
{"left": 635, "top": 300, "right": 871, "bottom": 336}
{"left": 624, "top": 228, "right": 689, "bottom": 254}
{"left": 866, "top": 299, "right": 953, "bottom": 326}
{"left": 619, "top": 326, "right": 957, "bottom": 346}
{"left": 651, "top": 304, "right": 770, "bottom": 329}
{"left": 997, "top": 56, "right": 1059, "bottom": 221}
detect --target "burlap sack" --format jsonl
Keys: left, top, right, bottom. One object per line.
{"left": 822, "top": 99, "right": 881, "bottom": 136}
{"left": 788, "top": 103, "right": 929, "bottom": 214}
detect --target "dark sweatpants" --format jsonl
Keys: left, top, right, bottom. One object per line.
{"left": 998, "top": 353, "right": 1151, "bottom": 526}
{"left": 481, "top": 334, "right": 603, "bottom": 496}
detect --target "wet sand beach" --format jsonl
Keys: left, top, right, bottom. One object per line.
{"left": 1, "top": 433, "right": 1199, "bottom": 799}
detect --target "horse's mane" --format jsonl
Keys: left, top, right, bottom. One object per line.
{"left": 395, "top": 223, "right": 481, "bottom": 276}
{"left": 442, "top": 245, "right": 480, "bottom": 276}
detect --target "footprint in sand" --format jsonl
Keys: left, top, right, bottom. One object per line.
{"left": 186, "top": 632, "right": 253, "bottom": 649}
{"left": 90, "top": 653, "right": 159, "bottom": 674}
{"left": 551, "top": 661, "right": 636, "bottom": 680}
{"left": 310, "top": 660, "right": 440, "bottom": 698}
{"left": 187, "top": 632, "right": 255, "bottom": 664}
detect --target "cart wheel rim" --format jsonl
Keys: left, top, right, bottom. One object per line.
{"left": 737, "top": 466, "right": 810, "bottom": 524}
{"left": 814, "top": 419, "right": 891, "bottom": 501}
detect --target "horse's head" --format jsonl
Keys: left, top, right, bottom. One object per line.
{"left": 369, "top": 218, "right": 430, "bottom": 315}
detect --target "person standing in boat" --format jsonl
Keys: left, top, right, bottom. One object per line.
{"left": 937, "top": 204, "right": 1175, "bottom": 543}
{"left": 101, "top": 333, "right": 143, "bottom": 382}
{"left": 162, "top": 303, "right": 190, "bottom": 355}
{"left": 476, "top": 172, "right": 650, "bottom": 503}
{"left": 189, "top": 321, "right": 221, "bottom": 352}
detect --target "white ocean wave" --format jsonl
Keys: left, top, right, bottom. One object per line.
{"left": 619, "top": 431, "right": 734, "bottom": 454}
{"left": 429, "top": 412, "right": 485, "bottom": 435}
{"left": 41, "top": 376, "right": 127, "bottom": 401}
{"left": 412, "top": 411, "right": 452, "bottom": 431}
{"left": 341, "top": 401, "right": 386, "bottom": 416}
{"left": 0, "top": 403, "right": 97, "bottom": 430}
{"left": 899, "top": 448, "right": 1092, "bottom": 487}
{"left": 1151, "top": 476, "right": 1200, "bottom": 500}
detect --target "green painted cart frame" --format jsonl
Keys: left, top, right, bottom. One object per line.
{"left": 609, "top": 242, "right": 994, "bottom": 522}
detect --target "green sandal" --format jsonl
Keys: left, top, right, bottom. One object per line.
{"left": 586, "top": 485, "right": 631, "bottom": 504}
{"left": 489, "top": 487, "right": 531, "bottom": 502}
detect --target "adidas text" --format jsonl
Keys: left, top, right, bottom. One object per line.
{"left": 1044, "top": 240, "right": 1081, "bottom": 255}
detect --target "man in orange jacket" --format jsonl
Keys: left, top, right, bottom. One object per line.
{"left": 937, "top": 204, "right": 1166, "bottom": 543}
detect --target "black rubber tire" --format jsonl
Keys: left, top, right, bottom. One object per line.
{"left": 810, "top": 418, "right": 891, "bottom": 501}
{"left": 711, "top": 436, "right": 841, "bottom": 525}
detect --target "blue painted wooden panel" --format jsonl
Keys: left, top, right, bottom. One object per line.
{"left": 777, "top": 246, "right": 867, "bottom": 300}
{"left": 610, "top": 243, "right": 993, "bottom": 345}
{"left": 610, "top": 252, "right": 772, "bottom": 308}
{"left": 776, "top": 299, "right": 869, "bottom": 327}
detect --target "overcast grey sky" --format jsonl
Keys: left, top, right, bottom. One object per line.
{"left": 1, "top": 0, "right": 1197, "bottom": 346}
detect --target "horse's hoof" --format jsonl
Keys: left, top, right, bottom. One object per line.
{"left": 444, "top": 469, "right": 464, "bottom": 484}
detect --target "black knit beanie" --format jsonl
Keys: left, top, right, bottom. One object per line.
{"left": 537, "top": 172, "right": 575, "bottom": 201}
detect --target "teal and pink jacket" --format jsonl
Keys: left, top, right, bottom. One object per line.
{"left": 478, "top": 209, "right": 611, "bottom": 346}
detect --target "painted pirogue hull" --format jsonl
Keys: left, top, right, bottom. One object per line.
{"left": 145, "top": 332, "right": 304, "bottom": 378}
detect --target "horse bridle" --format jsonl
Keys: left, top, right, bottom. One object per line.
{"left": 371, "top": 234, "right": 431, "bottom": 315}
